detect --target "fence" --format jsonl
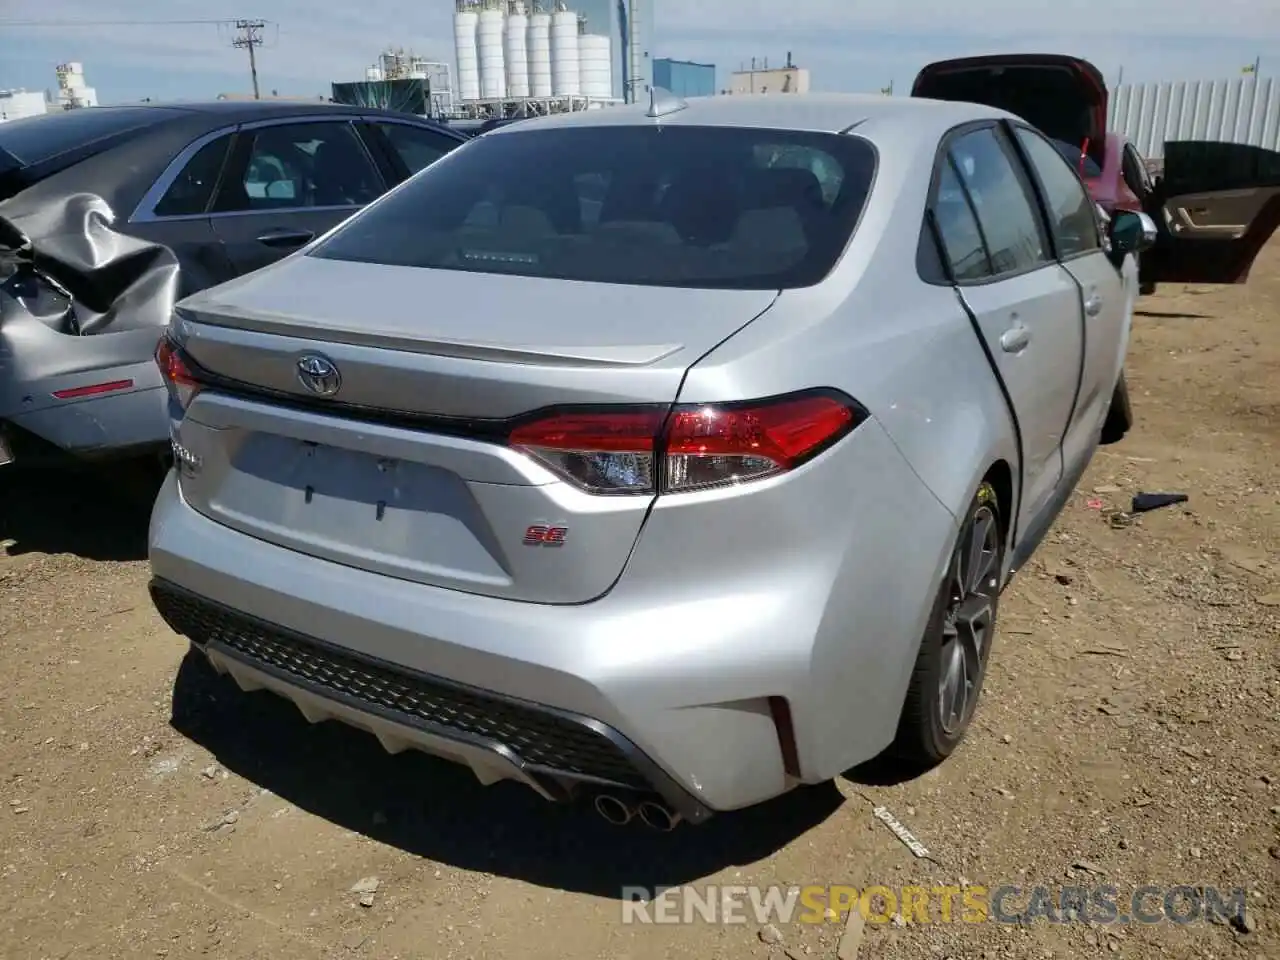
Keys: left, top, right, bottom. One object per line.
{"left": 1110, "top": 76, "right": 1280, "bottom": 159}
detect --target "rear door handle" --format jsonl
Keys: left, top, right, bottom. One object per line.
{"left": 1000, "top": 324, "right": 1030, "bottom": 353}
{"left": 255, "top": 228, "right": 314, "bottom": 248}
{"left": 1084, "top": 294, "right": 1104, "bottom": 317}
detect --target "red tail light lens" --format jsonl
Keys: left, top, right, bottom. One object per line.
{"left": 155, "top": 335, "right": 203, "bottom": 410}
{"left": 508, "top": 408, "right": 666, "bottom": 494}
{"left": 664, "top": 394, "right": 860, "bottom": 492}
{"left": 508, "top": 391, "right": 866, "bottom": 496}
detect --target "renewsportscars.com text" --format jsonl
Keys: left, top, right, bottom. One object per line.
{"left": 620, "top": 884, "right": 1248, "bottom": 926}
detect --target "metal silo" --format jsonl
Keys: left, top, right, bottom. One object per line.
{"left": 477, "top": 5, "right": 507, "bottom": 100}
{"left": 504, "top": 3, "right": 530, "bottom": 98}
{"left": 578, "top": 34, "right": 611, "bottom": 99}
{"left": 550, "top": 7, "right": 581, "bottom": 96}
{"left": 453, "top": 5, "right": 481, "bottom": 101}
{"left": 527, "top": 11, "right": 553, "bottom": 97}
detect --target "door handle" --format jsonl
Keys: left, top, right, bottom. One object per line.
{"left": 1084, "top": 294, "right": 1104, "bottom": 317}
{"left": 999, "top": 324, "right": 1030, "bottom": 353}
{"left": 255, "top": 228, "right": 314, "bottom": 248}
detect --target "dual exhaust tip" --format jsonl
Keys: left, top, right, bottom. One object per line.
{"left": 593, "top": 793, "right": 682, "bottom": 831}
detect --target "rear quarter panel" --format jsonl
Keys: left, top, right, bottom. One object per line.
{"left": 673, "top": 115, "right": 1021, "bottom": 776}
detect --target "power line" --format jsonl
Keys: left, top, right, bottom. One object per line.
{"left": 232, "top": 19, "right": 266, "bottom": 101}
{"left": 0, "top": 18, "right": 245, "bottom": 26}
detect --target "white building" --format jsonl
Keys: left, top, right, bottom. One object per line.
{"left": 452, "top": 1, "right": 620, "bottom": 108}
{"left": 727, "top": 57, "right": 811, "bottom": 96}
{"left": 55, "top": 62, "right": 98, "bottom": 109}
{"left": 0, "top": 89, "right": 48, "bottom": 122}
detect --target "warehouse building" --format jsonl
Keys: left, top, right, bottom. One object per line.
{"left": 652, "top": 58, "right": 714, "bottom": 98}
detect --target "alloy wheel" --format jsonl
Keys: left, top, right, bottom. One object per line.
{"left": 937, "top": 502, "right": 1000, "bottom": 736}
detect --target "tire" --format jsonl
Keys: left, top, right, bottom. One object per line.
{"left": 1135, "top": 252, "right": 1156, "bottom": 296}
{"left": 1100, "top": 371, "right": 1133, "bottom": 445}
{"left": 890, "top": 480, "right": 1005, "bottom": 767}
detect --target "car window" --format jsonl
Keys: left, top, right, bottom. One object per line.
{"left": 1014, "top": 126, "right": 1101, "bottom": 258}
{"left": 1122, "top": 142, "right": 1153, "bottom": 195}
{"left": 948, "top": 127, "right": 1050, "bottom": 276}
{"left": 377, "top": 122, "right": 458, "bottom": 175}
{"left": 214, "top": 122, "right": 381, "bottom": 213}
{"left": 753, "top": 142, "right": 845, "bottom": 204}
{"left": 309, "top": 125, "right": 878, "bottom": 290}
{"left": 931, "top": 158, "right": 993, "bottom": 281}
{"left": 152, "top": 135, "right": 232, "bottom": 217}
{"left": 1049, "top": 138, "right": 1103, "bottom": 179}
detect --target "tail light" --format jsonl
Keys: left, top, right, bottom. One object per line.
{"left": 508, "top": 390, "right": 866, "bottom": 496}
{"left": 508, "top": 408, "right": 665, "bottom": 494}
{"left": 155, "top": 335, "right": 203, "bottom": 410}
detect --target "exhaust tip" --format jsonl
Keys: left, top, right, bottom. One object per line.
{"left": 637, "top": 800, "right": 681, "bottom": 832}
{"left": 593, "top": 793, "right": 633, "bottom": 826}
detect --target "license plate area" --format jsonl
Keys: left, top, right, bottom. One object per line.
{"left": 280, "top": 439, "right": 458, "bottom": 532}
{"left": 247, "top": 439, "right": 505, "bottom": 581}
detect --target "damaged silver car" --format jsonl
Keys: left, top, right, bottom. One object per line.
{"left": 0, "top": 101, "right": 466, "bottom": 470}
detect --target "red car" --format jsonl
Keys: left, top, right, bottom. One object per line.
{"left": 912, "top": 53, "right": 1280, "bottom": 293}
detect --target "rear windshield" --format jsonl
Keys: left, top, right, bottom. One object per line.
{"left": 0, "top": 106, "right": 183, "bottom": 165}
{"left": 310, "top": 125, "right": 877, "bottom": 289}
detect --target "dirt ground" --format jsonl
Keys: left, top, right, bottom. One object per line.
{"left": 1, "top": 246, "right": 1277, "bottom": 960}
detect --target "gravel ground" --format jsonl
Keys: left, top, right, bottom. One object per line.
{"left": 1, "top": 246, "right": 1277, "bottom": 960}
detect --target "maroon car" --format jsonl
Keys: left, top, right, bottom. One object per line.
{"left": 912, "top": 53, "right": 1280, "bottom": 292}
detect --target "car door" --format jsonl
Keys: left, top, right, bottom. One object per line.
{"left": 1142, "top": 140, "right": 1280, "bottom": 284}
{"left": 1010, "top": 122, "right": 1133, "bottom": 468}
{"left": 1121, "top": 141, "right": 1155, "bottom": 208}
{"left": 209, "top": 117, "right": 388, "bottom": 276}
{"left": 362, "top": 119, "right": 466, "bottom": 182}
{"left": 930, "top": 124, "right": 1085, "bottom": 538}
{"left": 126, "top": 128, "right": 241, "bottom": 294}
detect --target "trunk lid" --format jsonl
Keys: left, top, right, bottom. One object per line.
{"left": 171, "top": 255, "right": 778, "bottom": 604}
{"left": 912, "top": 54, "right": 1108, "bottom": 170}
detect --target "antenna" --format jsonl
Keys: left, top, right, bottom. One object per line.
{"left": 646, "top": 86, "right": 687, "bottom": 118}
{"left": 232, "top": 19, "right": 266, "bottom": 99}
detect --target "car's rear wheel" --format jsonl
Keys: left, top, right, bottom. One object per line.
{"left": 890, "top": 481, "right": 1004, "bottom": 766}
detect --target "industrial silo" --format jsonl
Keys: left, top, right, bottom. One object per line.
{"left": 527, "top": 10, "right": 553, "bottom": 97}
{"left": 477, "top": 5, "right": 507, "bottom": 99}
{"left": 453, "top": 4, "right": 481, "bottom": 101}
{"left": 504, "top": 2, "right": 530, "bottom": 98}
{"left": 578, "top": 34, "right": 611, "bottom": 99}
{"left": 550, "top": 7, "right": 580, "bottom": 96}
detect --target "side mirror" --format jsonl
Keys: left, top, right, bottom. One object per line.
{"left": 1109, "top": 210, "right": 1157, "bottom": 255}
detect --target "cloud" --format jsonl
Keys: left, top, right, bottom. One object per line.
{"left": 2, "top": 0, "right": 457, "bottom": 87}
{"left": 2, "top": 0, "right": 1276, "bottom": 98}
{"left": 661, "top": 0, "right": 1280, "bottom": 43}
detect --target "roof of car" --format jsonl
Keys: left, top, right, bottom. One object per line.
{"left": 144, "top": 100, "right": 399, "bottom": 120}
{"left": 485, "top": 92, "right": 1013, "bottom": 136}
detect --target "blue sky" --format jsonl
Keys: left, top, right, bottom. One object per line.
{"left": 1, "top": 0, "right": 1277, "bottom": 103}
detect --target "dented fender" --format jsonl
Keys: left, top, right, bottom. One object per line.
{"left": 0, "top": 191, "right": 177, "bottom": 455}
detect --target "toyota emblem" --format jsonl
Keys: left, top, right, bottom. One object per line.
{"left": 296, "top": 354, "right": 342, "bottom": 397}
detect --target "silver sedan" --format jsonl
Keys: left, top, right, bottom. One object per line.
{"left": 148, "top": 90, "right": 1158, "bottom": 829}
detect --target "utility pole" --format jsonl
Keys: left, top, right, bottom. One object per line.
{"left": 232, "top": 19, "right": 265, "bottom": 99}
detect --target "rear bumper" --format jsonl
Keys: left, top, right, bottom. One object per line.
{"left": 2, "top": 384, "right": 169, "bottom": 464}
{"left": 0, "top": 324, "right": 167, "bottom": 463}
{"left": 151, "top": 578, "right": 713, "bottom": 822}
{"left": 148, "top": 416, "right": 955, "bottom": 813}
